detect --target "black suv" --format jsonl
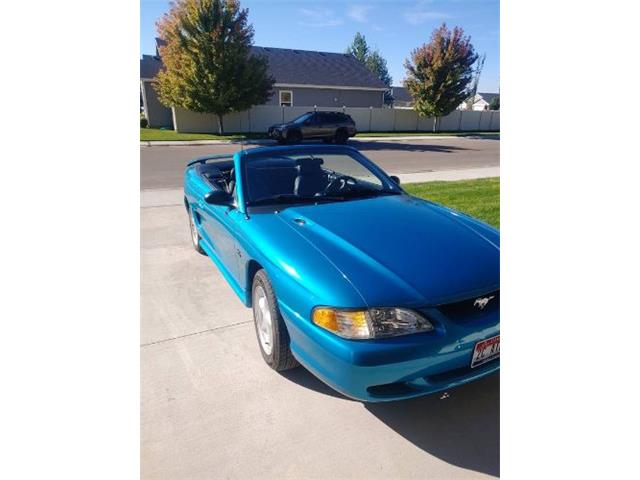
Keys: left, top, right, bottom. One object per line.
{"left": 268, "top": 111, "right": 357, "bottom": 144}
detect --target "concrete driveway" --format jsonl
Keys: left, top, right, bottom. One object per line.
{"left": 141, "top": 140, "right": 500, "bottom": 479}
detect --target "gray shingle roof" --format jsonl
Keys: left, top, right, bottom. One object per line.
{"left": 391, "top": 86, "right": 412, "bottom": 103}
{"left": 251, "top": 46, "right": 387, "bottom": 89}
{"left": 144, "top": 40, "right": 387, "bottom": 90}
{"left": 140, "top": 54, "right": 162, "bottom": 79}
{"left": 477, "top": 92, "right": 499, "bottom": 104}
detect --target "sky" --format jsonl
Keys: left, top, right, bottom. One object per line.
{"left": 140, "top": 0, "right": 499, "bottom": 92}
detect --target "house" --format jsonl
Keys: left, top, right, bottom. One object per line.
{"left": 252, "top": 46, "right": 388, "bottom": 108}
{"left": 140, "top": 54, "right": 173, "bottom": 127}
{"left": 390, "top": 86, "right": 414, "bottom": 108}
{"left": 458, "top": 92, "right": 499, "bottom": 111}
{"left": 140, "top": 40, "right": 389, "bottom": 128}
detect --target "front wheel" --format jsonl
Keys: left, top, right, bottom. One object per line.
{"left": 252, "top": 269, "right": 299, "bottom": 371}
{"left": 188, "top": 207, "right": 206, "bottom": 255}
{"left": 286, "top": 129, "right": 302, "bottom": 144}
{"left": 334, "top": 129, "right": 348, "bottom": 144}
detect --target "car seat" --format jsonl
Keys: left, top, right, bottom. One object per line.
{"left": 294, "top": 157, "right": 326, "bottom": 196}
{"left": 227, "top": 168, "right": 235, "bottom": 194}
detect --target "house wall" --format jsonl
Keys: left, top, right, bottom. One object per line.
{"left": 172, "top": 105, "right": 500, "bottom": 134}
{"left": 472, "top": 100, "right": 490, "bottom": 111}
{"left": 266, "top": 87, "right": 384, "bottom": 108}
{"left": 141, "top": 83, "right": 384, "bottom": 127}
{"left": 141, "top": 80, "right": 173, "bottom": 128}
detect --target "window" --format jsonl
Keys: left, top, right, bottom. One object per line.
{"left": 243, "top": 151, "right": 398, "bottom": 206}
{"left": 291, "top": 112, "right": 314, "bottom": 124}
{"left": 279, "top": 90, "right": 293, "bottom": 107}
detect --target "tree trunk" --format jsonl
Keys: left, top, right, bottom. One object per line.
{"left": 432, "top": 116, "right": 438, "bottom": 133}
{"left": 217, "top": 114, "right": 224, "bottom": 135}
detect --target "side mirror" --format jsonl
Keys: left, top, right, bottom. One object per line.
{"left": 390, "top": 175, "right": 401, "bottom": 186}
{"left": 204, "top": 189, "right": 233, "bottom": 206}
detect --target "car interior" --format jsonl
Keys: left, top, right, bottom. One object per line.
{"left": 245, "top": 157, "right": 329, "bottom": 200}
{"left": 196, "top": 161, "right": 236, "bottom": 195}
{"left": 196, "top": 155, "right": 386, "bottom": 206}
{"left": 197, "top": 157, "right": 333, "bottom": 201}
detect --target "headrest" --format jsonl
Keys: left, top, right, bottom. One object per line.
{"left": 296, "top": 157, "right": 324, "bottom": 171}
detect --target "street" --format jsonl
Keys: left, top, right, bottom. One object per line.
{"left": 140, "top": 136, "right": 499, "bottom": 189}
{"left": 141, "top": 137, "right": 500, "bottom": 479}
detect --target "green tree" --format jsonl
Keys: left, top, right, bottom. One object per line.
{"left": 346, "top": 32, "right": 370, "bottom": 63}
{"left": 489, "top": 95, "right": 500, "bottom": 110}
{"left": 346, "top": 33, "right": 393, "bottom": 105}
{"left": 404, "top": 24, "right": 478, "bottom": 131}
{"left": 156, "top": 0, "right": 274, "bottom": 134}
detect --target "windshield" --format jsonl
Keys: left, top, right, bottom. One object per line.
{"left": 243, "top": 151, "right": 401, "bottom": 207}
{"left": 291, "top": 113, "right": 313, "bottom": 124}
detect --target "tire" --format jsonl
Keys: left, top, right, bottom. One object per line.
{"left": 252, "top": 269, "right": 299, "bottom": 371}
{"left": 188, "top": 206, "right": 206, "bottom": 255}
{"left": 286, "top": 129, "right": 302, "bottom": 144}
{"left": 334, "top": 129, "right": 348, "bottom": 144}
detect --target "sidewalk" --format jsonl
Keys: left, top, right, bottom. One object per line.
{"left": 140, "top": 134, "right": 498, "bottom": 147}
{"left": 397, "top": 166, "right": 499, "bottom": 184}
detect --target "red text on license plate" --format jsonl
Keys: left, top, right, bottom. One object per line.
{"left": 471, "top": 335, "right": 500, "bottom": 368}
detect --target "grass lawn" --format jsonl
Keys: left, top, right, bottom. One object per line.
{"left": 404, "top": 177, "right": 500, "bottom": 229}
{"left": 140, "top": 127, "right": 498, "bottom": 142}
{"left": 140, "top": 128, "right": 266, "bottom": 141}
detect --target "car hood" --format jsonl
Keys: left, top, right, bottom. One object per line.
{"left": 272, "top": 195, "right": 499, "bottom": 307}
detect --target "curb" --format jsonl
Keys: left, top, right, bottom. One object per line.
{"left": 140, "top": 134, "right": 499, "bottom": 147}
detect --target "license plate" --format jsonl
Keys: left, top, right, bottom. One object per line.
{"left": 471, "top": 335, "right": 500, "bottom": 368}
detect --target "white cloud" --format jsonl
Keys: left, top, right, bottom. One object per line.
{"left": 298, "top": 7, "right": 344, "bottom": 28}
{"left": 404, "top": 1, "right": 450, "bottom": 26}
{"left": 405, "top": 11, "right": 450, "bottom": 25}
{"left": 347, "top": 5, "right": 372, "bottom": 23}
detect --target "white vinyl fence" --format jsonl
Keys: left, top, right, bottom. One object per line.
{"left": 172, "top": 106, "right": 499, "bottom": 134}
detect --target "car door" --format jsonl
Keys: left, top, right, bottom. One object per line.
{"left": 317, "top": 112, "right": 336, "bottom": 138}
{"left": 301, "top": 112, "right": 323, "bottom": 138}
{"left": 196, "top": 184, "right": 244, "bottom": 284}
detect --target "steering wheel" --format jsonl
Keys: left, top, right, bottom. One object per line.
{"left": 324, "top": 174, "right": 357, "bottom": 195}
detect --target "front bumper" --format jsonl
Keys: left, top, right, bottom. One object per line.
{"left": 279, "top": 302, "right": 499, "bottom": 402}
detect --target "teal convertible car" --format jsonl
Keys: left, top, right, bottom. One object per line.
{"left": 184, "top": 145, "right": 499, "bottom": 402}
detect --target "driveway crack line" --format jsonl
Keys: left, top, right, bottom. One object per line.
{"left": 141, "top": 320, "right": 253, "bottom": 347}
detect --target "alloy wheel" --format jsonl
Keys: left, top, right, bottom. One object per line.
{"left": 253, "top": 285, "right": 273, "bottom": 355}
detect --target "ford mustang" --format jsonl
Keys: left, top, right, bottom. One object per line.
{"left": 183, "top": 145, "right": 499, "bottom": 402}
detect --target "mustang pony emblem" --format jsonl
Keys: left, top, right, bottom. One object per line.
{"left": 473, "top": 295, "right": 495, "bottom": 310}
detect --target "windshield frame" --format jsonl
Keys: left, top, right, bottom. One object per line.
{"left": 236, "top": 145, "right": 403, "bottom": 212}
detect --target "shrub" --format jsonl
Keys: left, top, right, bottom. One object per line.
{"left": 140, "top": 112, "right": 148, "bottom": 128}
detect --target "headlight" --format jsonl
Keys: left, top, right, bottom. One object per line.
{"left": 312, "top": 307, "right": 433, "bottom": 339}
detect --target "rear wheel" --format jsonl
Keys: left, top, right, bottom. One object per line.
{"left": 252, "top": 269, "right": 299, "bottom": 371}
{"left": 286, "top": 129, "right": 302, "bottom": 144}
{"left": 334, "top": 129, "right": 348, "bottom": 144}
{"left": 188, "top": 207, "right": 206, "bottom": 255}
